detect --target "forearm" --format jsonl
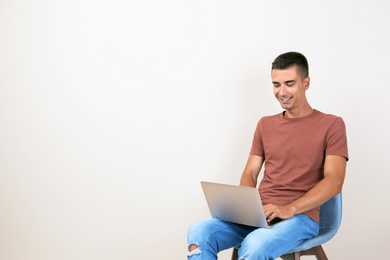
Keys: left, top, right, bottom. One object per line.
{"left": 287, "top": 175, "right": 343, "bottom": 215}
{"left": 288, "top": 155, "right": 346, "bottom": 215}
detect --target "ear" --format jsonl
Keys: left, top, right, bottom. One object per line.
{"left": 304, "top": 76, "right": 310, "bottom": 90}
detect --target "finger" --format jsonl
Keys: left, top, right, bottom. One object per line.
{"left": 265, "top": 210, "right": 273, "bottom": 217}
{"left": 267, "top": 212, "right": 276, "bottom": 222}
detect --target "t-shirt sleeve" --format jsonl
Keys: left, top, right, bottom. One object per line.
{"left": 326, "top": 117, "right": 349, "bottom": 161}
{"left": 250, "top": 119, "right": 264, "bottom": 157}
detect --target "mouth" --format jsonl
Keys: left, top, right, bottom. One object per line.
{"left": 279, "top": 96, "right": 292, "bottom": 103}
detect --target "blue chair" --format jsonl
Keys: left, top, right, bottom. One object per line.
{"left": 231, "top": 193, "right": 342, "bottom": 260}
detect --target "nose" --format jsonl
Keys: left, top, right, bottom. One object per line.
{"left": 278, "top": 85, "right": 287, "bottom": 96}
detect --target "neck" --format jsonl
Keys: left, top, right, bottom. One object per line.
{"left": 284, "top": 106, "right": 314, "bottom": 118}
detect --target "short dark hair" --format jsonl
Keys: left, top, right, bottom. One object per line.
{"left": 271, "top": 52, "right": 309, "bottom": 79}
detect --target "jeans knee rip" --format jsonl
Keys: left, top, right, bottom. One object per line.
{"left": 187, "top": 243, "right": 201, "bottom": 257}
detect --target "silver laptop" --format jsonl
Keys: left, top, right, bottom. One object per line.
{"left": 201, "top": 181, "right": 269, "bottom": 228}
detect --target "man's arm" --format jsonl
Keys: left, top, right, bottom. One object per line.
{"left": 264, "top": 155, "right": 347, "bottom": 222}
{"left": 239, "top": 155, "right": 264, "bottom": 187}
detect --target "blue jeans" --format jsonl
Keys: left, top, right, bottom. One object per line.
{"left": 187, "top": 214, "right": 319, "bottom": 260}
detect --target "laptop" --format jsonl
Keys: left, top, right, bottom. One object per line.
{"left": 201, "top": 181, "right": 270, "bottom": 228}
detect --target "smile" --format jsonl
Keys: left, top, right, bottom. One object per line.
{"left": 279, "top": 96, "right": 292, "bottom": 102}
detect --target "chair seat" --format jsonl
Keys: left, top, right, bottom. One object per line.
{"left": 285, "top": 227, "right": 334, "bottom": 253}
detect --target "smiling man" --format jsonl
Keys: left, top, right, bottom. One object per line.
{"left": 187, "top": 52, "right": 349, "bottom": 260}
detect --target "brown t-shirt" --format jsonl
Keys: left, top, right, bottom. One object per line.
{"left": 250, "top": 110, "right": 348, "bottom": 223}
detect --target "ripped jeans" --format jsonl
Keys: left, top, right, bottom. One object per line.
{"left": 187, "top": 214, "right": 319, "bottom": 260}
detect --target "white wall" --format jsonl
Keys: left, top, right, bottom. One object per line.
{"left": 1, "top": 0, "right": 389, "bottom": 259}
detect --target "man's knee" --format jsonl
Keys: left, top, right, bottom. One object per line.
{"left": 187, "top": 244, "right": 201, "bottom": 257}
{"left": 187, "top": 223, "right": 203, "bottom": 256}
{"left": 238, "top": 233, "right": 275, "bottom": 260}
{"left": 189, "top": 244, "right": 198, "bottom": 252}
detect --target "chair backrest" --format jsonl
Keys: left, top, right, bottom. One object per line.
{"left": 318, "top": 193, "right": 342, "bottom": 238}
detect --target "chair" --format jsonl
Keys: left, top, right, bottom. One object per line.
{"left": 231, "top": 193, "right": 342, "bottom": 260}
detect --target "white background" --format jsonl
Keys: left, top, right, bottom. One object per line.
{"left": 1, "top": 0, "right": 389, "bottom": 259}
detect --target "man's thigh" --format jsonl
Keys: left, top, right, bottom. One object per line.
{"left": 239, "top": 214, "right": 319, "bottom": 258}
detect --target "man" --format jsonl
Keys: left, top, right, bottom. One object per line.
{"left": 187, "top": 52, "right": 348, "bottom": 259}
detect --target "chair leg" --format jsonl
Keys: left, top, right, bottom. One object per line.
{"left": 280, "top": 252, "right": 299, "bottom": 260}
{"left": 231, "top": 247, "right": 238, "bottom": 260}
{"left": 299, "top": 245, "right": 328, "bottom": 260}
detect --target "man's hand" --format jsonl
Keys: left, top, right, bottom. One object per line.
{"left": 263, "top": 204, "right": 296, "bottom": 223}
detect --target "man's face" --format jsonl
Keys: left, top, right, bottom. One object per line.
{"left": 271, "top": 65, "right": 310, "bottom": 112}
